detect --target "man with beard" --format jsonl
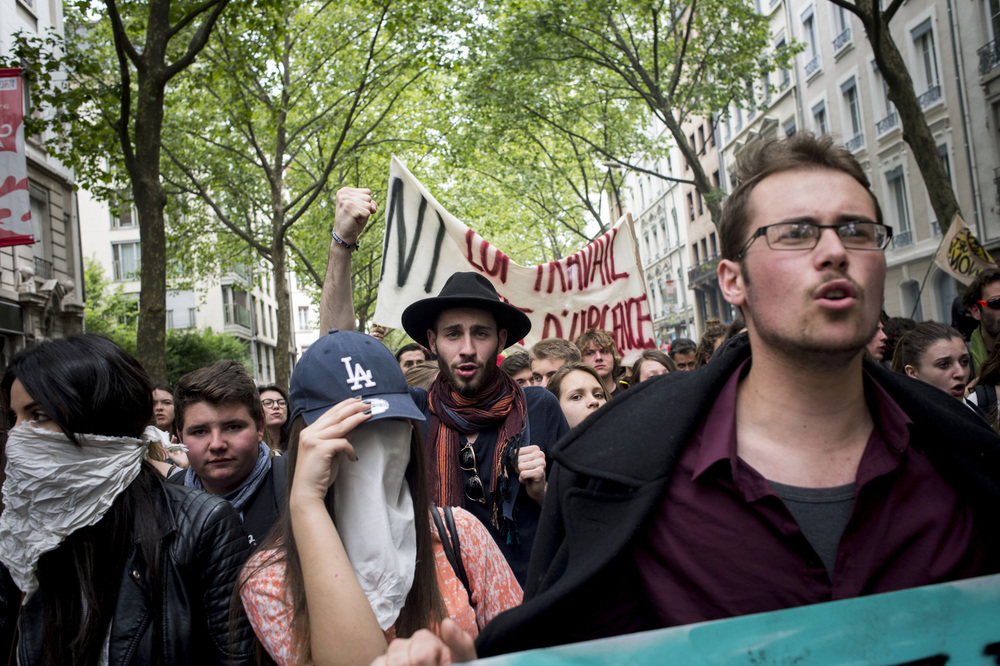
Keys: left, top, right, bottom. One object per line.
{"left": 368, "top": 134, "right": 1000, "bottom": 663}
{"left": 962, "top": 267, "right": 1000, "bottom": 375}
{"left": 668, "top": 337, "right": 698, "bottom": 371}
{"left": 468, "top": 132, "right": 1000, "bottom": 655}
{"left": 320, "top": 189, "right": 568, "bottom": 584}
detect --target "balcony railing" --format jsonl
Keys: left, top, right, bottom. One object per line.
{"left": 33, "top": 257, "right": 52, "bottom": 280}
{"left": 876, "top": 112, "right": 898, "bottom": 136}
{"left": 918, "top": 85, "right": 941, "bottom": 109}
{"left": 224, "top": 303, "right": 252, "bottom": 329}
{"left": 687, "top": 255, "right": 720, "bottom": 285}
{"left": 833, "top": 28, "right": 851, "bottom": 52}
{"left": 891, "top": 229, "right": 913, "bottom": 249}
{"left": 979, "top": 39, "right": 1000, "bottom": 76}
{"left": 804, "top": 55, "right": 820, "bottom": 77}
{"left": 845, "top": 133, "right": 864, "bottom": 152}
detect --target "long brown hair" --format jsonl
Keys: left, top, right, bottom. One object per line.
{"left": 890, "top": 322, "right": 964, "bottom": 374}
{"left": 238, "top": 416, "right": 445, "bottom": 662}
{"left": 546, "top": 361, "right": 607, "bottom": 399}
{"left": 627, "top": 349, "right": 677, "bottom": 387}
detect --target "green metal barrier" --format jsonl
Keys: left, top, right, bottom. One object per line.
{"left": 479, "top": 573, "right": 1000, "bottom": 665}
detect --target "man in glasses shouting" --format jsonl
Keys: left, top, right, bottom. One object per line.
{"left": 469, "top": 133, "right": 1000, "bottom": 657}
{"left": 962, "top": 267, "right": 1000, "bottom": 375}
{"left": 320, "top": 190, "right": 569, "bottom": 585}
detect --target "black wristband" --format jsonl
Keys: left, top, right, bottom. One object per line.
{"left": 331, "top": 229, "right": 359, "bottom": 251}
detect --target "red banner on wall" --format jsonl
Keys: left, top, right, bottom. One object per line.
{"left": 0, "top": 68, "right": 36, "bottom": 248}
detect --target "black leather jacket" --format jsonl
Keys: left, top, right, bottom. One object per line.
{"left": 0, "top": 480, "right": 257, "bottom": 664}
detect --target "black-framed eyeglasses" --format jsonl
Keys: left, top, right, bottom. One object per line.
{"left": 978, "top": 297, "right": 1000, "bottom": 311}
{"left": 459, "top": 443, "right": 487, "bottom": 504}
{"left": 735, "top": 221, "right": 892, "bottom": 260}
{"left": 261, "top": 399, "right": 287, "bottom": 408}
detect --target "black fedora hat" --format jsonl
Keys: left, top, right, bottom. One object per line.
{"left": 401, "top": 272, "right": 531, "bottom": 349}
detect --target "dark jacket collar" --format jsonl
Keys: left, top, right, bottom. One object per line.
{"left": 553, "top": 333, "right": 1000, "bottom": 495}
{"left": 133, "top": 471, "right": 177, "bottom": 545}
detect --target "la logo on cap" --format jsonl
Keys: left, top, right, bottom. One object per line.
{"left": 341, "top": 356, "right": 376, "bottom": 391}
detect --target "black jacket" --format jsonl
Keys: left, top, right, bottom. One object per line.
{"left": 476, "top": 334, "right": 1000, "bottom": 656}
{"left": 0, "top": 480, "right": 257, "bottom": 664}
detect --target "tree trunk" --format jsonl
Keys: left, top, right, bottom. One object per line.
{"left": 106, "top": 0, "right": 229, "bottom": 381}
{"left": 131, "top": 12, "right": 169, "bottom": 382}
{"left": 662, "top": 111, "right": 723, "bottom": 226}
{"left": 858, "top": 0, "right": 961, "bottom": 233}
{"left": 272, "top": 234, "right": 291, "bottom": 390}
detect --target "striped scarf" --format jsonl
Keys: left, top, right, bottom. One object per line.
{"left": 426, "top": 368, "right": 526, "bottom": 541}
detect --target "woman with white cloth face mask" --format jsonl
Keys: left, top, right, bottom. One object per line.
{"left": 0, "top": 334, "right": 257, "bottom": 665}
{"left": 238, "top": 329, "right": 523, "bottom": 666}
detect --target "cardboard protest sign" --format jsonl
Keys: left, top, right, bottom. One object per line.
{"left": 373, "top": 157, "right": 655, "bottom": 361}
{"left": 0, "top": 69, "right": 35, "bottom": 249}
{"left": 933, "top": 214, "right": 995, "bottom": 285}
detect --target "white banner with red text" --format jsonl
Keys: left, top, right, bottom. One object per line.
{"left": 372, "top": 156, "right": 655, "bottom": 361}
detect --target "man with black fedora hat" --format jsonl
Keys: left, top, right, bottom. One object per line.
{"left": 320, "top": 187, "right": 569, "bottom": 583}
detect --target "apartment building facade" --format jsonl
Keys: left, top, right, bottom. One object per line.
{"left": 0, "top": 0, "right": 85, "bottom": 366}
{"left": 716, "top": 0, "right": 987, "bottom": 324}
{"left": 624, "top": 126, "right": 697, "bottom": 346}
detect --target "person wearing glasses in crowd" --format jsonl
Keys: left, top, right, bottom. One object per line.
{"left": 962, "top": 267, "right": 1000, "bottom": 376}
{"left": 374, "top": 133, "right": 1000, "bottom": 664}
{"left": 320, "top": 189, "right": 569, "bottom": 585}
{"left": 260, "top": 384, "right": 291, "bottom": 454}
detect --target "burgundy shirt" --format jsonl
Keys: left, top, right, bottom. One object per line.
{"left": 633, "top": 360, "right": 984, "bottom": 628}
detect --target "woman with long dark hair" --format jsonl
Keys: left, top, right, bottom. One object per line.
{"left": 891, "top": 322, "right": 971, "bottom": 400}
{"left": 239, "top": 330, "right": 521, "bottom": 665}
{"left": 0, "top": 334, "right": 256, "bottom": 664}
{"left": 626, "top": 349, "right": 677, "bottom": 387}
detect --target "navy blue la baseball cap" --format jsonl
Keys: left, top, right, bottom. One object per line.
{"left": 290, "top": 329, "right": 425, "bottom": 425}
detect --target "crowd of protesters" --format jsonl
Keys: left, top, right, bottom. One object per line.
{"left": 0, "top": 133, "right": 998, "bottom": 664}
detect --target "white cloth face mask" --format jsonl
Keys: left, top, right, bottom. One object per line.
{"left": 333, "top": 418, "right": 416, "bottom": 631}
{"left": 0, "top": 423, "right": 151, "bottom": 599}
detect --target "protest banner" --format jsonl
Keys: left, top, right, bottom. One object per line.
{"left": 933, "top": 214, "right": 995, "bottom": 285}
{"left": 373, "top": 157, "right": 655, "bottom": 361}
{"left": 476, "top": 573, "right": 1000, "bottom": 665}
{"left": 0, "top": 68, "right": 35, "bottom": 249}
